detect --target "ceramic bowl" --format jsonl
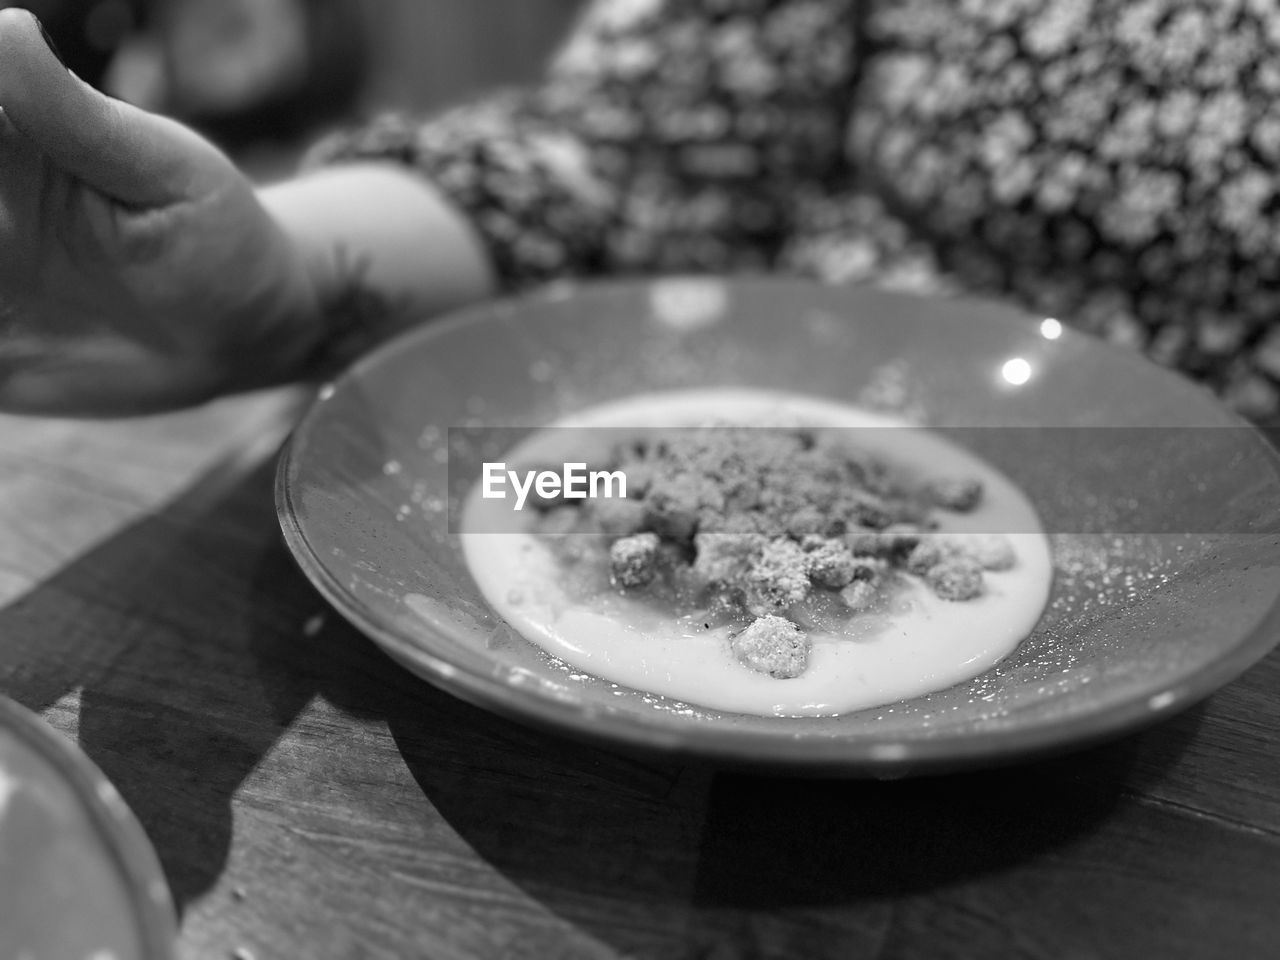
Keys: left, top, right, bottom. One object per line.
{"left": 276, "top": 278, "right": 1280, "bottom": 775}
{"left": 0, "top": 695, "right": 176, "bottom": 958}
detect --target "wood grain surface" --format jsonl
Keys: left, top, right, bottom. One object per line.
{"left": 0, "top": 389, "right": 1277, "bottom": 960}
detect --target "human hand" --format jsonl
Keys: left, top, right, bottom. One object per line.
{"left": 0, "top": 8, "right": 324, "bottom": 415}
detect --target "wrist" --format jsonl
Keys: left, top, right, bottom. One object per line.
{"left": 256, "top": 163, "right": 497, "bottom": 378}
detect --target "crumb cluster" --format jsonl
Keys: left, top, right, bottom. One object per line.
{"left": 531, "top": 427, "right": 1015, "bottom": 679}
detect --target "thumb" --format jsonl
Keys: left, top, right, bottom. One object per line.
{"left": 0, "top": 8, "right": 225, "bottom": 205}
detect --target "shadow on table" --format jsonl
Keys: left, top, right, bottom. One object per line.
{"left": 386, "top": 684, "right": 1206, "bottom": 959}
{"left": 0, "top": 450, "right": 416, "bottom": 908}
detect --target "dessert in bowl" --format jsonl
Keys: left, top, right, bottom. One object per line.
{"left": 277, "top": 278, "right": 1280, "bottom": 775}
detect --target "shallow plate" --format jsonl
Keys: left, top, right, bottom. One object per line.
{"left": 0, "top": 695, "right": 176, "bottom": 958}
{"left": 276, "top": 278, "right": 1280, "bottom": 775}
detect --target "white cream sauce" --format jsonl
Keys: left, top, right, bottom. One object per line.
{"left": 460, "top": 389, "right": 1052, "bottom": 716}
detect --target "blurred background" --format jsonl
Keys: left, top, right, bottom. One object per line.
{"left": 4, "top": 0, "right": 582, "bottom": 173}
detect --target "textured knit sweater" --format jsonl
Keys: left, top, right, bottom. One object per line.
{"left": 310, "top": 0, "right": 1280, "bottom": 423}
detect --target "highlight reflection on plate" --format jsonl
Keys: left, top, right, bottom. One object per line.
{"left": 276, "top": 278, "right": 1280, "bottom": 776}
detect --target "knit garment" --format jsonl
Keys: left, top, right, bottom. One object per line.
{"left": 309, "top": 0, "right": 1280, "bottom": 423}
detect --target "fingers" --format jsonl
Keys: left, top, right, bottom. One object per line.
{"left": 0, "top": 335, "right": 224, "bottom": 416}
{"left": 0, "top": 8, "right": 226, "bottom": 206}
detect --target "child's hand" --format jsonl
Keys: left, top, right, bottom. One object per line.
{"left": 0, "top": 9, "right": 324, "bottom": 415}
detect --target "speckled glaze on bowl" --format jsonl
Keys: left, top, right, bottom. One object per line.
{"left": 0, "top": 695, "right": 177, "bottom": 959}
{"left": 276, "top": 278, "right": 1280, "bottom": 776}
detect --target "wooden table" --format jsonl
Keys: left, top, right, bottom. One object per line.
{"left": 1, "top": 389, "right": 1277, "bottom": 960}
